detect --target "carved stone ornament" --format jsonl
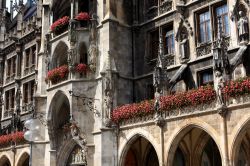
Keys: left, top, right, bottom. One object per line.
{"left": 214, "top": 71, "right": 225, "bottom": 107}
{"left": 103, "top": 76, "right": 113, "bottom": 127}
{"left": 237, "top": 11, "right": 249, "bottom": 43}
{"left": 70, "top": 122, "right": 88, "bottom": 165}
{"left": 88, "top": 20, "right": 98, "bottom": 72}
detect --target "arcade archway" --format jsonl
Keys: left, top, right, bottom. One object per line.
{"left": 122, "top": 136, "right": 159, "bottom": 166}
{"left": 169, "top": 127, "right": 222, "bottom": 166}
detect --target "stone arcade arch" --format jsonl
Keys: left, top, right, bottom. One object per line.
{"left": 16, "top": 152, "right": 29, "bottom": 166}
{"left": 166, "top": 124, "right": 222, "bottom": 166}
{"left": 51, "top": 41, "right": 69, "bottom": 69}
{"left": 231, "top": 117, "right": 250, "bottom": 166}
{"left": 120, "top": 134, "right": 160, "bottom": 166}
{"left": 47, "top": 91, "right": 71, "bottom": 151}
{"left": 0, "top": 155, "right": 11, "bottom": 166}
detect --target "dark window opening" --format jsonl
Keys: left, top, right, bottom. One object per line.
{"left": 149, "top": 29, "right": 159, "bottom": 60}
{"left": 197, "top": 69, "right": 214, "bottom": 87}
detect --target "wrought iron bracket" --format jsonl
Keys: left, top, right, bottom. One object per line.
{"left": 69, "top": 90, "right": 101, "bottom": 117}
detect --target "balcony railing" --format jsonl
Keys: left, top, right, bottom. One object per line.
{"left": 23, "top": 64, "right": 36, "bottom": 76}
{"left": 160, "top": 0, "right": 173, "bottom": 14}
{"left": 22, "top": 102, "right": 34, "bottom": 113}
{"left": 196, "top": 42, "right": 212, "bottom": 57}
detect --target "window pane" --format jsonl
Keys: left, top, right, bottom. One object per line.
{"left": 207, "top": 23, "right": 211, "bottom": 41}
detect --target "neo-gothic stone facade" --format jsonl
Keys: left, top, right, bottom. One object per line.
{"left": 0, "top": 0, "right": 249, "bottom": 166}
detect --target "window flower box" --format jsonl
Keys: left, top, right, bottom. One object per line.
{"left": 46, "top": 65, "right": 69, "bottom": 84}
{"left": 112, "top": 77, "right": 250, "bottom": 123}
{"left": 75, "top": 12, "right": 90, "bottom": 27}
{"left": 50, "top": 16, "right": 70, "bottom": 36}
{"left": 74, "top": 63, "right": 88, "bottom": 75}
{"left": 0, "top": 132, "right": 25, "bottom": 147}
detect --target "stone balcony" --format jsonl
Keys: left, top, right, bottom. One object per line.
{"left": 118, "top": 94, "right": 250, "bottom": 127}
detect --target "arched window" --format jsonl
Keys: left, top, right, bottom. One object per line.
{"left": 52, "top": 0, "right": 70, "bottom": 21}
{"left": 79, "top": 42, "right": 88, "bottom": 64}
{"left": 52, "top": 42, "right": 68, "bottom": 69}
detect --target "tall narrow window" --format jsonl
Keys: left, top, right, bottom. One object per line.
{"left": 12, "top": 57, "right": 16, "bottom": 75}
{"left": 31, "top": 46, "right": 36, "bottom": 65}
{"left": 165, "top": 30, "right": 175, "bottom": 55}
{"left": 23, "top": 83, "right": 28, "bottom": 104}
{"left": 216, "top": 5, "right": 229, "bottom": 36}
{"left": 199, "top": 11, "right": 211, "bottom": 43}
{"left": 11, "top": 89, "right": 15, "bottom": 109}
{"left": 5, "top": 91, "right": 9, "bottom": 110}
{"left": 7, "top": 59, "right": 11, "bottom": 76}
{"left": 30, "top": 80, "right": 35, "bottom": 102}
{"left": 149, "top": 29, "right": 159, "bottom": 60}
{"left": 25, "top": 49, "right": 30, "bottom": 68}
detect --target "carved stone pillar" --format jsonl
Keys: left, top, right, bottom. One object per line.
{"left": 0, "top": 56, "right": 3, "bottom": 86}
{"left": 15, "top": 41, "right": 22, "bottom": 79}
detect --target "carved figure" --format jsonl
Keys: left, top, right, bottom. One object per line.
{"left": 154, "top": 87, "right": 161, "bottom": 115}
{"left": 214, "top": 71, "right": 225, "bottom": 106}
{"left": 104, "top": 77, "right": 113, "bottom": 120}
{"left": 237, "top": 11, "right": 249, "bottom": 43}
{"left": 70, "top": 123, "right": 87, "bottom": 164}
{"left": 15, "top": 88, "right": 21, "bottom": 112}
{"left": 179, "top": 33, "right": 188, "bottom": 60}
{"left": 88, "top": 22, "right": 98, "bottom": 72}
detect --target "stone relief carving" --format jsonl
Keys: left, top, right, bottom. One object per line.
{"left": 103, "top": 76, "right": 113, "bottom": 127}
{"left": 70, "top": 122, "right": 88, "bottom": 165}
{"left": 214, "top": 71, "right": 225, "bottom": 107}
{"left": 179, "top": 31, "right": 189, "bottom": 62}
{"left": 237, "top": 11, "right": 249, "bottom": 43}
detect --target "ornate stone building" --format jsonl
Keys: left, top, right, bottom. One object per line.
{"left": 0, "top": 0, "right": 249, "bottom": 166}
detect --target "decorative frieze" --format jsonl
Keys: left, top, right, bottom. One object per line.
{"left": 196, "top": 43, "right": 212, "bottom": 57}
{"left": 160, "top": 0, "right": 172, "bottom": 14}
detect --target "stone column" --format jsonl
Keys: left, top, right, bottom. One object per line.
{"left": 15, "top": 41, "right": 22, "bottom": 79}
{"left": 0, "top": 56, "right": 3, "bottom": 86}
{"left": 220, "top": 114, "right": 230, "bottom": 166}
{"left": 36, "top": 4, "right": 50, "bottom": 95}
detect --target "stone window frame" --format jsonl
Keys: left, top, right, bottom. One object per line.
{"left": 195, "top": 2, "right": 230, "bottom": 44}
{"left": 196, "top": 67, "right": 214, "bottom": 87}
{"left": 4, "top": 88, "right": 15, "bottom": 118}
{"left": 146, "top": 22, "right": 175, "bottom": 65}
{"left": 23, "top": 45, "right": 36, "bottom": 76}
{"left": 22, "top": 80, "right": 35, "bottom": 113}
{"left": 5, "top": 56, "right": 17, "bottom": 83}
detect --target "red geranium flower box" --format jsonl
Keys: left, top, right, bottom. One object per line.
{"left": 46, "top": 65, "right": 69, "bottom": 84}
{"left": 50, "top": 16, "right": 70, "bottom": 34}
{"left": 75, "top": 12, "right": 91, "bottom": 21}
{"left": 112, "top": 77, "right": 250, "bottom": 123}
{"left": 75, "top": 63, "right": 88, "bottom": 75}
{"left": 0, "top": 132, "right": 25, "bottom": 147}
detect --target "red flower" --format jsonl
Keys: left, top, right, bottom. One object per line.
{"left": 0, "top": 132, "right": 25, "bottom": 147}
{"left": 75, "top": 12, "right": 91, "bottom": 21}
{"left": 75, "top": 63, "right": 88, "bottom": 74}
{"left": 50, "top": 16, "right": 70, "bottom": 32}
{"left": 46, "top": 65, "right": 69, "bottom": 83}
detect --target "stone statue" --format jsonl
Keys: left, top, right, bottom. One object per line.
{"left": 154, "top": 87, "right": 161, "bottom": 118}
{"left": 70, "top": 123, "right": 87, "bottom": 164}
{"left": 214, "top": 71, "right": 225, "bottom": 107}
{"left": 88, "top": 22, "right": 98, "bottom": 72}
{"left": 15, "top": 88, "right": 21, "bottom": 111}
{"left": 237, "top": 11, "right": 249, "bottom": 43}
{"left": 104, "top": 77, "right": 113, "bottom": 126}
{"left": 179, "top": 32, "right": 188, "bottom": 60}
